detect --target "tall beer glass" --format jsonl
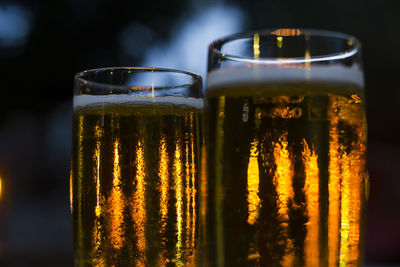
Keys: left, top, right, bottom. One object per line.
{"left": 71, "top": 67, "right": 203, "bottom": 266}
{"left": 205, "top": 29, "right": 367, "bottom": 266}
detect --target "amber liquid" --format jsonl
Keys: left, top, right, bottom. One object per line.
{"left": 205, "top": 82, "right": 368, "bottom": 267}
{"left": 71, "top": 100, "right": 203, "bottom": 266}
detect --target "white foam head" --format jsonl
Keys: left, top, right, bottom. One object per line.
{"left": 206, "top": 64, "right": 364, "bottom": 90}
{"left": 73, "top": 95, "right": 204, "bottom": 110}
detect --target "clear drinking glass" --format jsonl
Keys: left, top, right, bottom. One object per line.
{"left": 204, "top": 29, "right": 367, "bottom": 266}
{"left": 71, "top": 67, "right": 203, "bottom": 266}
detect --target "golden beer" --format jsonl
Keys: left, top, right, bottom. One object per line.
{"left": 204, "top": 66, "right": 368, "bottom": 266}
{"left": 71, "top": 95, "right": 203, "bottom": 266}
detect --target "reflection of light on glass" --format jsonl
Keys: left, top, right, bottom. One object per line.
{"left": 302, "top": 140, "right": 320, "bottom": 266}
{"left": 0, "top": 175, "right": 2, "bottom": 200}
{"left": 247, "top": 139, "right": 260, "bottom": 225}
{"left": 270, "top": 106, "right": 302, "bottom": 119}
{"left": 340, "top": 146, "right": 363, "bottom": 266}
{"left": 350, "top": 94, "right": 361, "bottom": 104}
{"left": 247, "top": 106, "right": 261, "bottom": 229}
{"left": 347, "top": 150, "right": 363, "bottom": 265}
{"left": 277, "top": 36, "right": 283, "bottom": 48}
{"left": 174, "top": 132, "right": 184, "bottom": 266}
{"left": 94, "top": 125, "right": 102, "bottom": 218}
{"left": 200, "top": 142, "right": 208, "bottom": 255}
{"left": 159, "top": 135, "right": 169, "bottom": 230}
{"left": 77, "top": 115, "right": 84, "bottom": 250}
{"left": 109, "top": 136, "right": 124, "bottom": 250}
{"left": 305, "top": 35, "right": 311, "bottom": 70}
{"left": 92, "top": 122, "right": 103, "bottom": 256}
{"left": 271, "top": 28, "right": 301, "bottom": 36}
{"left": 247, "top": 134, "right": 261, "bottom": 262}
{"left": 334, "top": 94, "right": 365, "bottom": 266}
{"left": 215, "top": 96, "right": 226, "bottom": 267}
{"left": 347, "top": 38, "right": 355, "bottom": 47}
{"left": 185, "top": 129, "right": 191, "bottom": 254}
{"left": 253, "top": 33, "right": 260, "bottom": 59}
{"left": 339, "top": 152, "right": 352, "bottom": 266}
{"left": 189, "top": 113, "right": 197, "bottom": 257}
{"left": 133, "top": 136, "right": 147, "bottom": 266}
{"left": 69, "top": 168, "right": 73, "bottom": 212}
{"left": 92, "top": 221, "right": 103, "bottom": 261}
{"left": 151, "top": 70, "right": 155, "bottom": 99}
{"left": 157, "top": 133, "right": 169, "bottom": 267}
{"left": 273, "top": 134, "right": 294, "bottom": 266}
{"left": 328, "top": 99, "right": 340, "bottom": 267}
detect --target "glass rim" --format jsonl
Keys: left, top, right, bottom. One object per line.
{"left": 209, "top": 28, "right": 361, "bottom": 64}
{"left": 74, "top": 67, "right": 202, "bottom": 92}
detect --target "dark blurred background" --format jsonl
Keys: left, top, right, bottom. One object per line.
{"left": 0, "top": 0, "right": 399, "bottom": 266}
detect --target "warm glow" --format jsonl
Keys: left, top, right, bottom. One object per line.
{"left": 247, "top": 139, "right": 260, "bottom": 225}
{"left": 274, "top": 135, "right": 294, "bottom": 221}
{"left": 157, "top": 112, "right": 200, "bottom": 266}
{"left": 77, "top": 115, "right": 84, "bottom": 252}
{"left": 351, "top": 94, "right": 361, "bottom": 104}
{"left": 0, "top": 176, "right": 2, "bottom": 200}
{"left": 339, "top": 94, "right": 365, "bottom": 266}
{"left": 92, "top": 122, "right": 103, "bottom": 256}
{"left": 270, "top": 106, "right": 302, "bottom": 119}
{"left": 340, "top": 151, "right": 363, "bottom": 266}
{"left": 109, "top": 137, "right": 125, "bottom": 250}
{"left": 94, "top": 125, "right": 102, "bottom": 218}
{"left": 133, "top": 136, "right": 147, "bottom": 266}
{"left": 113, "top": 139, "right": 121, "bottom": 187}
{"left": 247, "top": 135, "right": 261, "bottom": 262}
{"left": 271, "top": 28, "right": 301, "bottom": 36}
{"left": 73, "top": 103, "right": 203, "bottom": 265}
{"left": 303, "top": 140, "right": 320, "bottom": 267}
{"left": 339, "top": 152, "right": 352, "bottom": 266}
{"left": 190, "top": 114, "right": 197, "bottom": 257}
{"left": 277, "top": 36, "right": 283, "bottom": 48}
{"left": 185, "top": 130, "right": 191, "bottom": 255}
{"left": 200, "top": 143, "right": 208, "bottom": 255}
{"left": 157, "top": 133, "right": 169, "bottom": 267}
{"left": 69, "top": 168, "right": 72, "bottom": 212}
{"left": 305, "top": 47, "right": 311, "bottom": 69}
{"left": 328, "top": 99, "right": 341, "bottom": 267}
{"left": 159, "top": 134, "right": 169, "bottom": 230}
{"left": 273, "top": 134, "right": 295, "bottom": 266}
{"left": 329, "top": 94, "right": 365, "bottom": 266}
{"left": 253, "top": 33, "right": 260, "bottom": 59}
{"left": 92, "top": 220, "right": 103, "bottom": 261}
{"left": 174, "top": 132, "right": 184, "bottom": 266}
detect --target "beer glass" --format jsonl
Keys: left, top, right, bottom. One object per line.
{"left": 71, "top": 67, "right": 203, "bottom": 266}
{"left": 204, "top": 29, "right": 367, "bottom": 266}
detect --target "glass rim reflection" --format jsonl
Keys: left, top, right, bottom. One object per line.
{"left": 209, "top": 28, "right": 361, "bottom": 65}
{"left": 74, "top": 67, "right": 203, "bottom": 94}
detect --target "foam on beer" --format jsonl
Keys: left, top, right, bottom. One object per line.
{"left": 73, "top": 95, "right": 204, "bottom": 110}
{"left": 73, "top": 94, "right": 203, "bottom": 109}
{"left": 206, "top": 64, "right": 364, "bottom": 90}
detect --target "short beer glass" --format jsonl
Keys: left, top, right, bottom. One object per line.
{"left": 71, "top": 67, "right": 203, "bottom": 266}
{"left": 204, "top": 29, "right": 368, "bottom": 266}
